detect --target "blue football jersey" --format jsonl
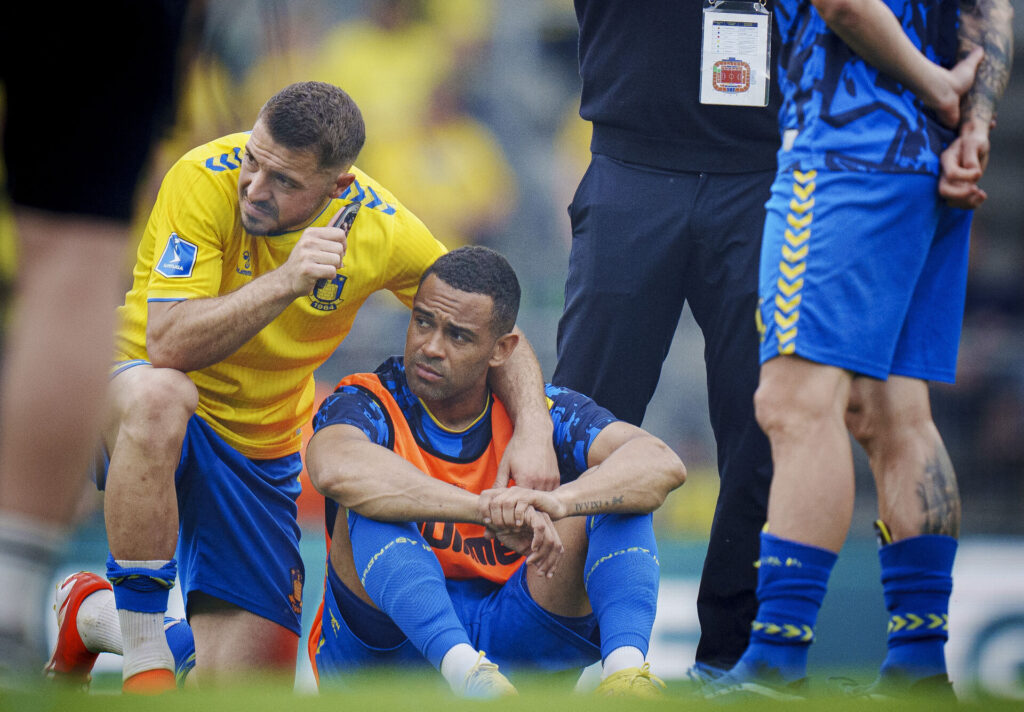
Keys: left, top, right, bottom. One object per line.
{"left": 775, "top": 0, "right": 959, "bottom": 174}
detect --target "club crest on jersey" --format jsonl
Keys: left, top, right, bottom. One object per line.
{"left": 310, "top": 274, "right": 348, "bottom": 311}
{"left": 236, "top": 249, "right": 252, "bottom": 276}
{"left": 155, "top": 233, "right": 198, "bottom": 278}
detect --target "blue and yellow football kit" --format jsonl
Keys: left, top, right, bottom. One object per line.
{"left": 107, "top": 133, "right": 447, "bottom": 633}
{"left": 307, "top": 357, "right": 620, "bottom": 680}
{"left": 116, "top": 131, "right": 447, "bottom": 459}
{"left": 759, "top": 0, "right": 971, "bottom": 380}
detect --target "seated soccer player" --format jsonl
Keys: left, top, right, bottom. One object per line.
{"left": 303, "top": 246, "right": 687, "bottom": 697}
{"left": 44, "top": 246, "right": 685, "bottom": 694}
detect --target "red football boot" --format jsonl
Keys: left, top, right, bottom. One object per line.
{"left": 43, "top": 571, "right": 111, "bottom": 687}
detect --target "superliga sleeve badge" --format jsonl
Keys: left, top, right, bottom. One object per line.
{"left": 155, "top": 233, "right": 198, "bottom": 278}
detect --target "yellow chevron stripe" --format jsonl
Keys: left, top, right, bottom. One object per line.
{"left": 779, "top": 261, "right": 806, "bottom": 280}
{"left": 779, "top": 341, "right": 795, "bottom": 355}
{"left": 777, "top": 277, "right": 804, "bottom": 297}
{"left": 782, "top": 243, "right": 808, "bottom": 262}
{"left": 787, "top": 211, "right": 812, "bottom": 230}
{"left": 789, "top": 197, "right": 815, "bottom": 215}
{"left": 776, "top": 327, "right": 797, "bottom": 343}
{"left": 785, "top": 228, "right": 810, "bottom": 246}
{"left": 774, "top": 311, "right": 798, "bottom": 330}
{"left": 927, "top": 614, "right": 948, "bottom": 630}
{"left": 890, "top": 615, "right": 907, "bottom": 632}
{"left": 775, "top": 294, "right": 801, "bottom": 312}
{"left": 783, "top": 624, "right": 803, "bottom": 639}
{"left": 793, "top": 169, "right": 817, "bottom": 184}
{"left": 793, "top": 182, "right": 815, "bottom": 201}
{"left": 765, "top": 623, "right": 782, "bottom": 635}
{"left": 906, "top": 614, "right": 924, "bottom": 630}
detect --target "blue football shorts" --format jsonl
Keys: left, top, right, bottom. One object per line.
{"left": 312, "top": 559, "right": 600, "bottom": 685}
{"left": 758, "top": 167, "right": 972, "bottom": 382}
{"left": 97, "top": 373, "right": 304, "bottom": 634}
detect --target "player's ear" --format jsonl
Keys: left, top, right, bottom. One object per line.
{"left": 329, "top": 172, "right": 356, "bottom": 198}
{"left": 488, "top": 331, "right": 519, "bottom": 369}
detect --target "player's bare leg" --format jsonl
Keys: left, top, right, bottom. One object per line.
{"left": 845, "top": 375, "right": 959, "bottom": 693}
{"left": 0, "top": 211, "right": 126, "bottom": 672}
{"left": 103, "top": 366, "right": 196, "bottom": 559}
{"left": 523, "top": 516, "right": 590, "bottom": 616}
{"left": 755, "top": 356, "right": 855, "bottom": 551}
{"left": 846, "top": 376, "right": 961, "bottom": 540}
{"left": 706, "top": 355, "right": 852, "bottom": 692}
{"left": 102, "top": 365, "right": 197, "bottom": 691}
{"left": 188, "top": 594, "right": 298, "bottom": 686}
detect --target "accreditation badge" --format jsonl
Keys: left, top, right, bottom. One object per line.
{"left": 699, "top": 0, "right": 772, "bottom": 107}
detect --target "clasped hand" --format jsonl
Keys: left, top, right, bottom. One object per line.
{"left": 478, "top": 486, "right": 565, "bottom": 578}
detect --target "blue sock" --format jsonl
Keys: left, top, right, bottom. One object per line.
{"left": 878, "top": 535, "right": 956, "bottom": 681}
{"left": 348, "top": 513, "right": 471, "bottom": 668}
{"left": 733, "top": 533, "right": 837, "bottom": 683}
{"left": 105, "top": 553, "right": 177, "bottom": 613}
{"left": 162, "top": 617, "right": 196, "bottom": 685}
{"left": 584, "top": 513, "right": 659, "bottom": 660}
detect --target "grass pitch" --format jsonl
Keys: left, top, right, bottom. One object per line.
{"left": 3, "top": 669, "right": 1016, "bottom": 712}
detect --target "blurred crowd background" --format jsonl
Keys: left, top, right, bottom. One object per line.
{"left": 2, "top": 0, "right": 1022, "bottom": 540}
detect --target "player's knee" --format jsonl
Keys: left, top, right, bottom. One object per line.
{"left": 845, "top": 398, "right": 875, "bottom": 447}
{"left": 754, "top": 374, "right": 833, "bottom": 440}
{"left": 117, "top": 369, "right": 198, "bottom": 440}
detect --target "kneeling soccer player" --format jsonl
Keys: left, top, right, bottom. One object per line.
{"left": 305, "top": 246, "right": 687, "bottom": 697}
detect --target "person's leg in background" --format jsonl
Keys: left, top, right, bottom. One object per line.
{"left": 686, "top": 170, "right": 774, "bottom": 674}
{"left": 553, "top": 153, "right": 688, "bottom": 425}
{"left": 0, "top": 215, "right": 131, "bottom": 670}
{"left": 0, "top": 1, "right": 189, "bottom": 675}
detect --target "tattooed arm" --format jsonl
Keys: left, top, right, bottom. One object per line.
{"left": 939, "top": 0, "right": 1014, "bottom": 207}
{"left": 478, "top": 422, "right": 686, "bottom": 526}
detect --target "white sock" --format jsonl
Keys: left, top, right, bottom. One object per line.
{"left": 0, "top": 511, "right": 66, "bottom": 663}
{"left": 77, "top": 588, "right": 122, "bottom": 654}
{"left": 602, "top": 646, "right": 645, "bottom": 678}
{"left": 115, "top": 559, "right": 174, "bottom": 680}
{"left": 440, "top": 643, "right": 484, "bottom": 692}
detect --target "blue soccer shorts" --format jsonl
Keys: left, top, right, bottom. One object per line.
{"left": 97, "top": 396, "right": 304, "bottom": 635}
{"left": 758, "top": 167, "right": 972, "bottom": 382}
{"left": 312, "top": 559, "right": 600, "bottom": 685}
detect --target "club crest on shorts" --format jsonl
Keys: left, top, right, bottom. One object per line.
{"left": 155, "top": 233, "right": 198, "bottom": 278}
{"left": 310, "top": 274, "right": 348, "bottom": 311}
{"left": 288, "top": 567, "right": 304, "bottom": 615}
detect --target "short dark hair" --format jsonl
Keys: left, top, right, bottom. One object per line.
{"left": 421, "top": 246, "right": 520, "bottom": 336}
{"left": 257, "top": 81, "right": 365, "bottom": 171}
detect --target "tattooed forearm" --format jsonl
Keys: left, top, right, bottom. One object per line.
{"left": 574, "top": 495, "right": 625, "bottom": 514}
{"left": 915, "top": 446, "right": 961, "bottom": 537}
{"left": 958, "top": 0, "right": 1014, "bottom": 125}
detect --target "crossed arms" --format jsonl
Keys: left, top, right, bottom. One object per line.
{"left": 307, "top": 419, "right": 686, "bottom": 575}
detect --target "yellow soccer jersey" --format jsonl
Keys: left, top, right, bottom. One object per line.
{"left": 114, "top": 131, "right": 448, "bottom": 459}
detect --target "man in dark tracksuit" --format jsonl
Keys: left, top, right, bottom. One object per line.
{"left": 553, "top": 0, "right": 780, "bottom": 674}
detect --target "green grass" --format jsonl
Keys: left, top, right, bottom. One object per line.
{"left": 4, "top": 670, "right": 1020, "bottom": 712}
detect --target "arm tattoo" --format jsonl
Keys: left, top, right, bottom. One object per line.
{"left": 958, "top": 0, "right": 1014, "bottom": 124}
{"left": 573, "top": 495, "right": 625, "bottom": 514}
{"left": 915, "top": 445, "right": 961, "bottom": 537}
